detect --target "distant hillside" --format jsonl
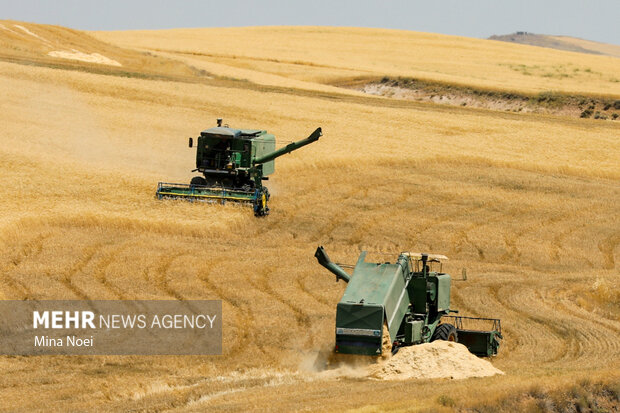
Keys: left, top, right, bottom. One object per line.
{"left": 96, "top": 26, "right": 620, "bottom": 97}
{"left": 0, "top": 20, "right": 206, "bottom": 81}
{"left": 489, "top": 32, "right": 620, "bottom": 58}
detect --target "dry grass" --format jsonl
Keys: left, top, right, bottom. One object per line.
{"left": 0, "top": 21, "right": 619, "bottom": 412}
{"left": 551, "top": 35, "right": 620, "bottom": 59}
{"left": 0, "top": 20, "right": 209, "bottom": 82}
{"left": 93, "top": 26, "right": 620, "bottom": 96}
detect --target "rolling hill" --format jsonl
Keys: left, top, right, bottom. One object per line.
{"left": 489, "top": 32, "right": 620, "bottom": 59}
{"left": 0, "top": 20, "right": 619, "bottom": 412}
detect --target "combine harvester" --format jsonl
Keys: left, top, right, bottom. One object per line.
{"left": 315, "top": 247, "right": 502, "bottom": 357}
{"left": 157, "top": 119, "right": 322, "bottom": 216}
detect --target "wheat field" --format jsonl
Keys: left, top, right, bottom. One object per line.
{"left": 94, "top": 26, "right": 620, "bottom": 96}
{"left": 0, "top": 21, "right": 619, "bottom": 411}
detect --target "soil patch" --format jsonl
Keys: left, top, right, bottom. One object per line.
{"left": 340, "top": 77, "right": 620, "bottom": 120}
{"left": 48, "top": 50, "right": 122, "bottom": 66}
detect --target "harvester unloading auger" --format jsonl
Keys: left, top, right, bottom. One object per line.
{"left": 157, "top": 119, "right": 322, "bottom": 216}
{"left": 315, "top": 247, "right": 503, "bottom": 357}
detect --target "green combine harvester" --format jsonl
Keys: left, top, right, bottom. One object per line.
{"left": 157, "top": 119, "right": 322, "bottom": 216}
{"left": 315, "top": 247, "right": 502, "bottom": 357}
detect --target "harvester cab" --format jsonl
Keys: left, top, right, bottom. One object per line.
{"left": 315, "top": 246, "right": 503, "bottom": 357}
{"left": 156, "top": 119, "right": 322, "bottom": 216}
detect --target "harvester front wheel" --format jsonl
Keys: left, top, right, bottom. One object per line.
{"left": 254, "top": 192, "right": 269, "bottom": 217}
{"left": 190, "top": 176, "right": 207, "bottom": 187}
{"left": 432, "top": 323, "right": 457, "bottom": 342}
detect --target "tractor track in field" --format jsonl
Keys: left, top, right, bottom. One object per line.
{"left": 1, "top": 272, "right": 31, "bottom": 299}
{"left": 511, "top": 289, "right": 581, "bottom": 363}
{"left": 498, "top": 205, "right": 540, "bottom": 263}
{"left": 349, "top": 186, "right": 433, "bottom": 247}
{"left": 142, "top": 246, "right": 206, "bottom": 299}
{"left": 135, "top": 247, "right": 255, "bottom": 358}
{"left": 498, "top": 186, "right": 600, "bottom": 266}
{"left": 295, "top": 272, "right": 332, "bottom": 308}
{"left": 491, "top": 282, "right": 620, "bottom": 367}
{"left": 1, "top": 264, "right": 32, "bottom": 299}
{"left": 544, "top": 287, "right": 620, "bottom": 358}
{"left": 0, "top": 233, "right": 50, "bottom": 298}
{"left": 316, "top": 209, "right": 348, "bottom": 244}
{"left": 556, "top": 293, "right": 620, "bottom": 334}
{"left": 388, "top": 204, "right": 486, "bottom": 254}
{"left": 537, "top": 289, "right": 611, "bottom": 362}
{"left": 598, "top": 232, "right": 620, "bottom": 269}
{"left": 485, "top": 283, "right": 567, "bottom": 363}
{"left": 247, "top": 266, "right": 316, "bottom": 350}
{"left": 281, "top": 184, "right": 365, "bottom": 244}
{"left": 541, "top": 213, "right": 580, "bottom": 263}
{"left": 8, "top": 232, "right": 49, "bottom": 267}
{"left": 481, "top": 283, "right": 519, "bottom": 354}
{"left": 441, "top": 204, "right": 489, "bottom": 258}
{"left": 313, "top": 185, "right": 365, "bottom": 243}
{"left": 59, "top": 242, "right": 101, "bottom": 300}
{"left": 501, "top": 233, "right": 521, "bottom": 262}
{"left": 452, "top": 226, "right": 486, "bottom": 260}
{"left": 549, "top": 225, "right": 579, "bottom": 263}
{"left": 118, "top": 367, "right": 309, "bottom": 411}
{"left": 153, "top": 252, "right": 187, "bottom": 301}
{"left": 499, "top": 210, "right": 572, "bottom": 264}
{"left": 90, "top": 240, "right": 132, "bottom": 300}
{"left": 372, "top": 187, "right": 418, "bottom": 235}
{"left": 546, "top": 209, "right": 595, "bottom": 264}
{"left": 196, "top": 257, "right": 268, "bottom": 360}
{"left": 249, "top": 267, "right": 311, "bottom": 328}
{"left": 348, "top": 215, "right": 378, "bottom": 247}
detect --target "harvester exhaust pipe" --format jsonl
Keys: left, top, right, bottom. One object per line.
{"left": 421, "top": 253, "right": 428, "bottom": 277}
{"left": 217, "top": 118, "right": 223, "bottom": 127}
{"left": 314, "top": 246, "right": 351, "bottom": 283}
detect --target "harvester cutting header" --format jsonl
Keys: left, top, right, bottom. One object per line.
{"left": 157, "top": 119, "right": 322, "bottom": 216}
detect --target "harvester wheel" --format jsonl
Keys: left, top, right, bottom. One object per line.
{"left": 190, "top": 176, "right": 207, "bottom": 187}
{"left": 432, "top": 323, "right": 458, "bottom": 342}
{"left": 254, "top": 192, "right": 269, "bottom": 217}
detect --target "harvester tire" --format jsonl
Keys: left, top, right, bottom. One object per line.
{"left": 190, "top": 176, "right": 207, "bottom": 187}
{"left": 432, "top": 323, "right": 457, "bottom": 342}
{"left": 254, "top": 193, "right": 268, "bottom": 217}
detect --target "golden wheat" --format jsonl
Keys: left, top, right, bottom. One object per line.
{"left": 0, "top": 21, "right": 619, "bottom": 412}
{"left": 94, "top": 26, "right": 620, "bottom": 96}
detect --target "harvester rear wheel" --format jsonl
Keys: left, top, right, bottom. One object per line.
{"left": 432, "top": 323, "right": 457, "bottom": 342}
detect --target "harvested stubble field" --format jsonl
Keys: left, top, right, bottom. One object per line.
{"left": 0, "top": 21, "right": 619, "bottom": 412}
